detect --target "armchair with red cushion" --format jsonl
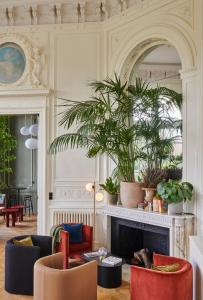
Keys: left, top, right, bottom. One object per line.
{"left": 57, "top": 224, "right": 93, "bottom": 269}
{"left": 131, "top": 253, "right": 193, "bottom": 300}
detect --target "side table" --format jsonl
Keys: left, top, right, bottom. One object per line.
{"left": 81, "top": 253, "right": 122, "bottom": 288}
{"left": 2, "top": 208, "right": 18, "bottom": 227}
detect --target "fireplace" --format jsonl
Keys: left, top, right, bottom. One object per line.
{"left": 111, "top": 216, "right": 169, "bottom": 259}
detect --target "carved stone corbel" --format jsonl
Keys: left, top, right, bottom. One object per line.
{"left": 55, "top": 3, "right": 62, "bottom": 24}
{"left": 101, "top": 1, "right": 109, "bottom": 20}
{"left": 79, "top": 2, "right": 86, "bottom": 23}
{"left": 6, "top": 6, "right": 14, "bottom": 26}
{"left": 30, "top": 5, "right": 38, "bottom": 25}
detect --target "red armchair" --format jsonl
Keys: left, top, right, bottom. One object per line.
{"left": 58, "top": 224, "right": 93, "bottom": 269}
{"left": 131, "top": 254, "right": 193, "bottom": 300}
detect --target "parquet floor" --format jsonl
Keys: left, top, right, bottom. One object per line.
{"left": 0, "top": 215, "right": 130, "bottom": 300}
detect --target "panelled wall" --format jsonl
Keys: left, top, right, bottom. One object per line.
{"left": 0, "top": 0, "right": 202, "bottom": 243}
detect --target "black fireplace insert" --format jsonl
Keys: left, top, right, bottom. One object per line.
{"left": 111, "top": 216, "right": 169, "bottom": 259}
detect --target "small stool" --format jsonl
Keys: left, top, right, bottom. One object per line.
{"left": 23, "top": 195, "right": 34, "bottom": 216}
{"left": 2, "top": 208, "right": 18, "bottom": 227}
{"left": 11, "top": 205, "right": 26, "bottom": 222}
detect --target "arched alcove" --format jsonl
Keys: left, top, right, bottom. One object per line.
{"left": 108, "top": 25, "right": 198, "bottom": 216}
{"left": 109, "top": 23, "right": 196, "bottom": 78}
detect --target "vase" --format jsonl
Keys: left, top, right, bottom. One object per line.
{"left": 168, "top": 202, "right": 183, "bottom": 215}
{"left": 142, "top": 188, "right": 156, "bottom": 203}
{"left": 120, "top": 181, "right": 145, "bottom": 208}
{"left": 104, "top": 191, "right": 118, "bottom": 205}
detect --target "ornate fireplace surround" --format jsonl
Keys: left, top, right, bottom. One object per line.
{"left": 103, "top": 205, "right": 194, "bottom": 259}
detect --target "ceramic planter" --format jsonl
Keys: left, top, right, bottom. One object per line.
{"left": 104, "top": 191, "right": 118, "bottom": 205}
{"left": 168, "top": 202, "right": 183, "bottom": 215}
{"left": 120, "top": 181, "right": 145, "bottom": 208}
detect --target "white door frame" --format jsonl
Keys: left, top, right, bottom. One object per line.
{"left": 0, "top": 88, "right": 50, "bottom": 234}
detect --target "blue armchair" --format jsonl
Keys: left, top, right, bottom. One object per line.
{"left": 5, "top": 235, "right": 52, "bottom": 295}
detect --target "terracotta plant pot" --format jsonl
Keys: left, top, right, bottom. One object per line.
{"left": 104, "top": 191, "right": 118, "bottom": 205}
{"left": 120, "top": 181, "right": 145, "bottom": 208}
{"left": 142, "top": 187, "right": 156, "bottom": 203}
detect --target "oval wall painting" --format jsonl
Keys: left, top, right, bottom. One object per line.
{"left": 0, "top": 42, "right": 26, "bottom": 84}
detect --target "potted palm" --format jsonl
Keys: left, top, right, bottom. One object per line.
{"left": 50, "top": 76, "right": 182, "bottom": 209}
{"left": 157, "top": 180, "right": 193, "bottom": 215}
{"left": 99, "top": 177, "right": 118, "bottom": 205}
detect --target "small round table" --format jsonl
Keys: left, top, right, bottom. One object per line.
{"left": 82, "top": 254, "right": 122, "bottom": 288}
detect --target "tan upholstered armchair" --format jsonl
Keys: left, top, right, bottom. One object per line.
{"left": 34, "top": 252, "right": 97, "bottom": 300}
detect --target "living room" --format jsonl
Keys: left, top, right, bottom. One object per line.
{"left": 0, "top": 0, "right": 202, "bottom": 300}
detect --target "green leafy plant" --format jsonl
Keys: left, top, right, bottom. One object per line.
{"left": 0, "top": 116, "right": 17, "bottom": 190}
{"left": 157, "top": 180, "right": 193, "bottom": 204}
{"left": 99, "top": 177, "right": 119, "bottom": 195}
{"left": 50, "top": 76, "right": 182, "bottom": 183}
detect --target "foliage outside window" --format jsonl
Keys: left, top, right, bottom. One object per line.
{"left": 0, "top": 116, "right": 17, "bottom": 190}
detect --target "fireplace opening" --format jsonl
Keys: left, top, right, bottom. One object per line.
{"left": 111, "top": 217, "right": 169, "bottom": 261}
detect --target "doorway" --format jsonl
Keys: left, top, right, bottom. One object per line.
{"left": 0, "top": 88, "right": 50, "bottom": 235}
{"left": 0, "top": 114, "right": 39, "bottom": 235}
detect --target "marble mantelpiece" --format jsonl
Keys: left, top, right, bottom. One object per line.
{"left": 103, "top": 205, "right": 195, "bottom": 259}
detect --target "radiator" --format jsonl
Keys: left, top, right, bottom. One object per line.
{"left": 52, "top": 210, "right": 94, "bottom": 226}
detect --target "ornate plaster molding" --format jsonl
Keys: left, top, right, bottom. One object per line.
{"left": 0, "top": 0, "right": 163, "bottom": 26}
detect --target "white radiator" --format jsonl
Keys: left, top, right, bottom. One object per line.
{"left": 52, "top": 210, "right": 94, "bottom": 226}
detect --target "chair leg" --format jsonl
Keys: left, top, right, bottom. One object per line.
{"left": 31, "top": 201, "right": 34, "bottom": 215}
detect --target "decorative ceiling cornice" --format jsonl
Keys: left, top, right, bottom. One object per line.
{"left": 0, "top": 0, "right": 150, "bottom": 26}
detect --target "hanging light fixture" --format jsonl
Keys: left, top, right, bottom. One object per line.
{"left": 20, "top": 125, "right": 30, "bottom": 136}
{"left": 29, "top": 124, "right": 38, "bottom": 136}
{"left": 20, "top": 115, "right": 30, "bottom": 136}
{"left": 25, "top": 138, "right": 38, "bottom": 150}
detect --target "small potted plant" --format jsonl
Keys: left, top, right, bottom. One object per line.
{"left": 99, "top": 177, "right": 119, "bottom": 205}
{"left": 157, "top": 180, "right": 193, "bottom": 215}
{"left": 141, "top": 168, "right": 167, "bottom": 203}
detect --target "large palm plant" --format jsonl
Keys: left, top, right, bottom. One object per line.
{"left": 50, "top": 76, "right": 182, "bottom": 182}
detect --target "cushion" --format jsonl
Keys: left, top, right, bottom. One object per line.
{"left": 70, "top": 242, "right": 90, "bottom": 253}
{"left": 152, "top": 263, "right": 180, "bottom": 272}
{"left": 13, "top": 236, "right": 33, "bottom": 246}
{"left": 62, "top": 223, "right": 83, "bottom": 244}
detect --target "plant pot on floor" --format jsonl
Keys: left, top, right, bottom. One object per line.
{"left": 168, "top": 202, "right": 183, "bottom": 215}
{"left": 104, "top": 191, "right": 118, "bottom": 205}
{"left": 120, "top": 181, "right": 145, "bottom": 208}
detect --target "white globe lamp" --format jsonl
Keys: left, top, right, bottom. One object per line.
{"left": 29, "top": 124, "right": 38, "bottom": 136}
{"left": 25, "top": 138, "right": 38, "bottom": 150}
{"left": 20, "top": 126, "right": 30, "bottom": 136}
{"left": 85, "top": 182, "right": 94, "bottom": 192}
{"left": 95, "top": 192, "right": 104, "bottom": 202}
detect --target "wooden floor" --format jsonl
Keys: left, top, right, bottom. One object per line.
{"left": 0, "top": 215, "right": 130, "bottom": 300}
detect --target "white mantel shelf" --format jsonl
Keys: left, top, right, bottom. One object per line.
{"left": 103, "top": 205, "right": 194, "bottom": 228}
{"left": 103, "top": 205, "right": 195, "bottom": 259}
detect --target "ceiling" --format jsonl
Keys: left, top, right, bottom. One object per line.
{"left": 143, "top": 45, "right": 181, "bottom": 64}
